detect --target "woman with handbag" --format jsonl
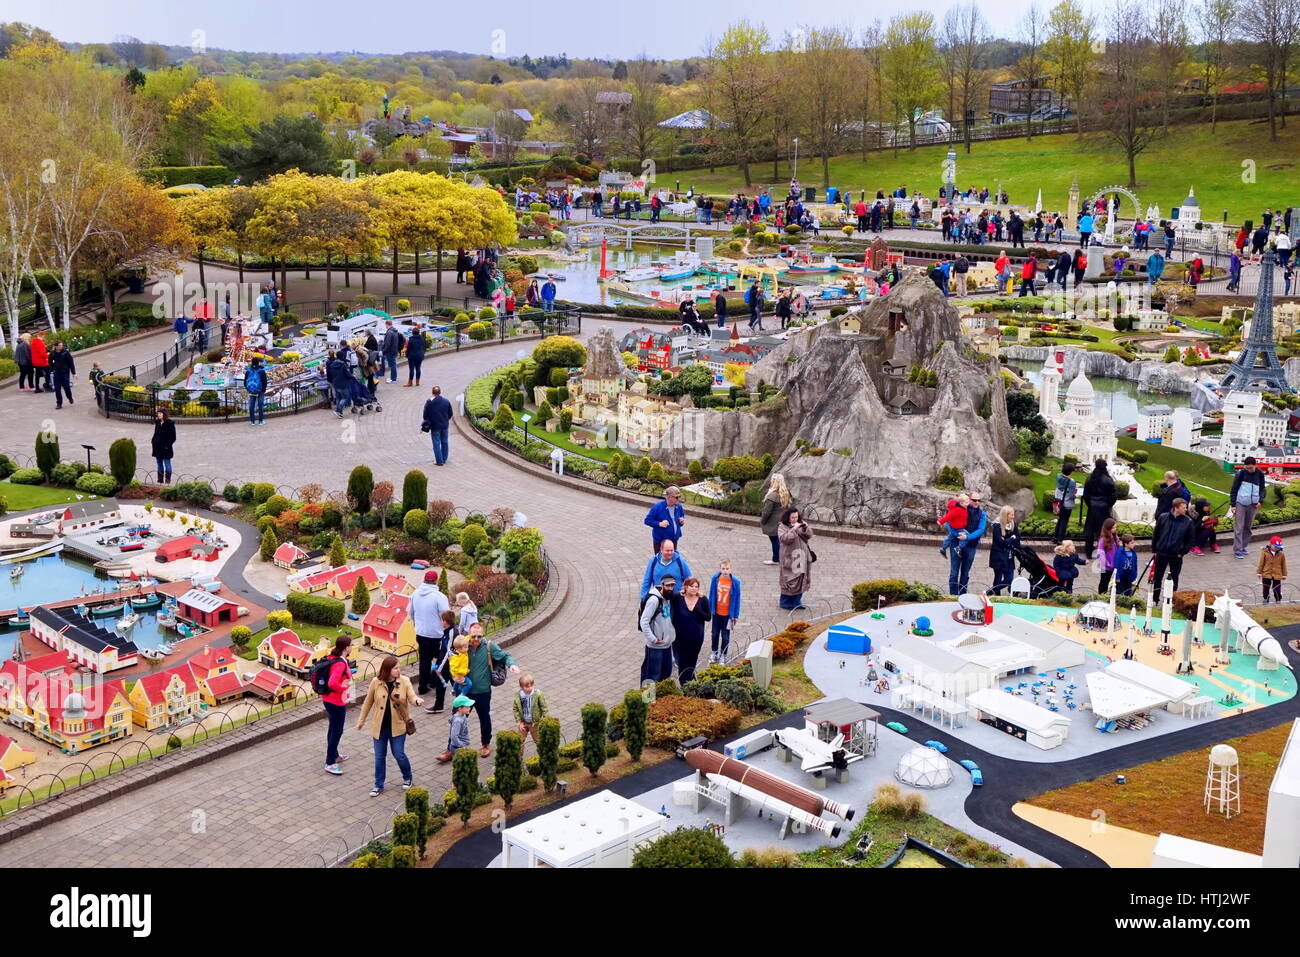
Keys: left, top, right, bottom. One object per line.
{"left": 355, "top": 655, "right": 423, "bottom": 797}
{"left": 462, "top": 622, "right": 519, "bottom": 757}
{"left": 777, "top": 507, "right": 814, "bottom": 611}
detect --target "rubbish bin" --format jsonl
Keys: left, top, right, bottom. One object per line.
{"left": 126, "top": 271, "right": 145, "bottom": 294}
{"left": 804, "top": 186, "right": 816, "bottom": 202}
{"left": 747, "top": 639, "right": 774, "bottom": 689}
{"left": 826, "top": 187, "right": 839, "bottom": 204}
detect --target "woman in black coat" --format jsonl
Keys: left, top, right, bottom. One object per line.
{"left": 1081, "top": 458, "right": 1118, "bottom": 559}
{"left": 151, "top": 409, "right": 176, "bottom": 485}
{"left": 671, "top": 576, "right": 712, "bottom": 684}
{"left": 988, "top": 505, "right": 1020, "bottom": 595}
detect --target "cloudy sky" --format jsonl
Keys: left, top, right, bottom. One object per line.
{"left": 3, "top": 0, "right": 1115, "bottom": 60}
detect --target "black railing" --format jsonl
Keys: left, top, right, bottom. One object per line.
{"left": 97, "top": 378, "right": 327, "bottom": 422}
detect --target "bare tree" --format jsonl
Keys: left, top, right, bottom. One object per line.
{"left": 941, "top": 3, "right": 992, "bottom": 153}
{"left": 620, "top": 56, "right": 664, "bottom": 167}
{"left": 1196, "top": 0, "right": 1238, "bottom": 131}
{"left": 1095, "top": 0, "right": 1163, "bottom": 187}
{"left": 1016, "top": 3, "right": 1046, "bottom": 140}
{"left": 702, "top": 21, "right": 778, "bottom": 186}
{"left": 1238, "top": 0, "right": 1300, "bottom": 139}
{"left": 1152, "top": 0, "right": 1190, "bottom": 129}
{"left": 789, "top": 25, "right": 858, "bottom": 186}
{"left": 491, "top": 109, "right": 528, "bottom": 170}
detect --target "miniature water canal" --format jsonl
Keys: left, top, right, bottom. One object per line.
{"left": 1014, "top": 359, "right": 1192, "bottom": 430}
{"left": 0, "top": 552, "right": 181, "bottom": 657}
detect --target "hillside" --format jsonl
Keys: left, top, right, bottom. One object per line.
{"left": 682, "top": 118, "right": 1300, "bottom": 222}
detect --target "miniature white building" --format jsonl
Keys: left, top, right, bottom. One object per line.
{"left": 1038, "top": 351, "right": 1118, "bottom": 463}
{"left": 1219, "top": 390, "right": 1287, "bottom": 463}
{"left": 1137, "top": 404, "right": 1173, "bottom": 442}
{"left": 1175, "top": 186, "right": 1201, "bottom": 228}
{"left": 1259, "top": 413, "right": 1288, "bottom": 447}
{"left": 499, "top": 790, "right": 665, "bottom": 868}
{"left": 1132, "top": 308, "right": 1171, "bottom": 331}
{"left": 1166, "top": 407, "right": 1204, "bottom": 452}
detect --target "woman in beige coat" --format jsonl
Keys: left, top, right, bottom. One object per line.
{"left": 356, "top": 655, "right": 424, "bottom": 797}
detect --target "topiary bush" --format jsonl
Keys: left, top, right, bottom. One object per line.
{"left": 286, "top": 591, "right": 345, "bottom": 626}
{"left": 266, "top": 610, "right": 292, "bottom": 631}
{"left": 76, "top": 473, "right": 119, "bottom": 496}
{"left": 646, "top": 696, "right": 741, "bottom": 749}
{"left": 251, "top": 482, "right": 275, "bottom": 504}
{"left": 403, "top": 508, "right": 431, "bottom": 538}
{"left": 8, "top": 468, "right": 43, "bottom": 485}
{"left": 580, "top": 703, "right": 608, "bottom": 776}
{"left": 451, "top": 747, "right": 480, "bottom": 825}
{"left": 402, "top": 470, "right": 427, "bottom": 517}
{"left": 633, "top": 828, "right": 735, "bottom": 868}
{"left": 493, "top": 731, "right": 523, "bottom": 808}
{"left": 536, "top": 716, "right": 561, "bottom": 791}
{"left": 108, "top": 438, "right": 137, "bottom": 488}
{"left": 623, "top": 689, "right": 647, "bottom": 762}
{"left": 348, "top": 465, "right": 374, "bottom": 513}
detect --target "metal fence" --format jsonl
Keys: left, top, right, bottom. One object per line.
{"left": 97, "top": 377, "right": 327, "bottom": 422}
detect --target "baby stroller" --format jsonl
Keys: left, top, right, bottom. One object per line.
{"left": 1012, "top": 542, "right": 1061, "bottom": 598}
{"left": 345, "top": 376, "right": 381, "bottom": 415}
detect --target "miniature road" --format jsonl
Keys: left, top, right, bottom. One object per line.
{"left": 0, "top": 265, "right": 1283, "bottom": 867}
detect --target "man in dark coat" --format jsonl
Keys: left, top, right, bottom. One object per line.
{"left": 1152, "top": 498, "right": 1196, "bottom": 602}
{"left": 327, "top": 351, "right": 352, "bottom": 418}
{"left": 380, "top": 320, "right": 403, "bottom": 384}
{"left": 404, "top": 322, "right": 426, "bottom": 387}
{"left": 49, "top": 340, "right": 76, "bottom": 409}
{"left": 421, "top": 384, "right": 454, "bottom": 466}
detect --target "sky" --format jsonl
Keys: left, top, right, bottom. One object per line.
{"left": 1, "top": 0, "right": 1115, "bottom": 61}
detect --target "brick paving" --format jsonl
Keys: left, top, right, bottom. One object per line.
{"left": 0, "top": 262, "right": 1276, "bottom": 867}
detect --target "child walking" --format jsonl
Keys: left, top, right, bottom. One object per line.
{"left": 436, "top": 695, "right": 475, "bottom": 763}
{"left": 1258, "top": 536, "right": 1287, "bottom": 604}
{"left": 707, "top": 559, "right": 742, "bottom": 665}
{"left": 937, "top": 493, "right": 970, "bottom": 558}
{"left": 1115, "top": 534, "right": 1139, "bottom": 597}
{"left": 1052, "top": 540, "right": 1087, "bottom": 594}
{"left": 512, "top": 674, "right": 549, "bottom": 756}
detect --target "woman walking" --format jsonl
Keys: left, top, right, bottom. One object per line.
{"left": 1081, "top": 458, "right": 1117, "bottom": 558}
{"left": 988, "top": 505, "right": 1019, "bottom": 595}
{"left": 671, "top": 577, "right": 711, "bottom": 684}
{"left": 150, "top": 409, "right": 176, "bottom": 485}
{"left": 355, "top": 654, "right": 423, "bottom": 797}
{"left": 14, "top": 333, "right": 32, "bottom": 391}
{"left": 777, "top": 508, "right": 814, "bottom": 611}
{"left": 321, "top": 636, "right": 353, "bottom": 777}
{"left": 454, "top": 592, "right": 479, "bottom": 633}
{"left": 760, "top": 473, "right": 792, "bottom": 565}
{"left": 1094, "top": 517, "right": 1121, "bottom": 594}
{"left": 29, "top": 333, "right": 49, "bottom": 393}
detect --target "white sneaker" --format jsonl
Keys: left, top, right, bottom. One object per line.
{"left": 763, "top": 560, "right": 779, "bottom": 565}
{"left": 324, "top": 764, "right": 342, "bottom": 775}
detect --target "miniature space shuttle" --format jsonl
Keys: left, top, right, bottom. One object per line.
{"left": 774, "top": 727, "right": 864, "bottom": 774}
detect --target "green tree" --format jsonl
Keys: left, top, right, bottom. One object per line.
{"left": 1164, "top": 344, "right": 1180, "bottom": 363}
{"left": 108, "top": 437, "right": 137, "bottom": 488}
{"left": 537, "top": 717, "right": 561, "bottom": 791}
{"left": 217, "top": 114, "right": 335, "bottom": 183}
{"left": 1044, "top": 0, "right": 1098, "bottom": 137}
{"left": 391, "top": 812, "right": 420, "bottom": 855}
{"left": 1027, "top": 430, "right": 1053, "bottom": 463}
{"left": 580, "top": 703, "right": 608, "bottom": 776}
{"left": 703, "top": 21, "right": 778, "bottom": 186}
{"left": 351, "top": 576, "right": 371, "bottom": 616}
{"left": 632, "top": 828, "right": 736, "bottom": 867}
{"left": 328, "top": 537, "right": 347, "bottom": 568}
{"left": 491, "top": 403, "right": 515, "bottom": 432}
{"left": 402, "top": 470, "right": 428, "bottom": 517}
{"left": 451, "top": 747, "right": 479, "bottom": 825}
{"left": 623, "top": 690, "right": 647, "bottom": 762}
{"left": 35, "top": 429, "right": 59, "bottom": 478}
{"left": 348, "top": 465, "right": 374, "bottom": 513}
{"left": 882, "top": 13, "right": 942, "bottom": 149}
{"left": 493, "top": 731, "right": 523, "bottom": 808}
{"left": 259, "top": 525, "right": 279, "bottom": 562}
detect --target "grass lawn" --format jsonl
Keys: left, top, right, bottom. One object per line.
{"left": 1026, "top": 721, "right": 1292, "bottom": 854}
{"left": 683, "top": 119, "right": 1300, "bottom": 222}
{"left": 0, "top": 481, "right": 96, "bottom": 512}
{"left": 245, "top": 620, "right": 362, "bottom": 649}
{"left": 510, "top": 408, "right": 614, "bottom": 462}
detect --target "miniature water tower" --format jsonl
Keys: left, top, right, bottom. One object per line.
{"left": 1204, "top": 744, "right": 1241, "bottom": 819}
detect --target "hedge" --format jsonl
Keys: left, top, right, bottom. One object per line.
{"left": 140, "top": 165, "right": 235, "bottom": 188}
{"left": 75, "top": 473, "right": 118, "bottom": 496}
{"left": 286, "top": 592, "right": 345, "bottom": 626}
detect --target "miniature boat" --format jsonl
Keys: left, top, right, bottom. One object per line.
{"left": 139, "top": 649, "right": 165, "bottom": 661}
{"left": 131, "top": 593, "right": 163, "bottom": 610}
{"left": 91, "top": 602, "right": 125, "bottom": 617}
{"left": 174, "top": 621, "right": 193, "bottom": 638}
{"left": 115, "top": 612, "right": 141, "bottom": 632}
{"left": 7, "top": 608, "right": 28, "bottom": 627}
{"left": 619, "top": 266, "right": 663, "bottom": 282}
{"left": 657, "top": 266, "right": 699, "bottom": 281}
{"left": 119, "top": 542, "right": 145, "bottom": 552}
{"left": 156, "top": 641, "right": 175, "bottom": 654}
{"left": 157, "top": 612, "right": 176, "bottom": 628}
{"left": 410, "top": 559, "right": 429, "bottom": 569}
{"left": 786, "top": 261, "right": 842, "bottom": 275}
{"left": 8, "top": 565, "right": 22, "bottom": 580}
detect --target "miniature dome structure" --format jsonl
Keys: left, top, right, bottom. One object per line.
{"left": 895, "top": 746, "right": 953, "bottom": 789}
{"left": 62, "top": 691, "right": 87, "bottom": 720}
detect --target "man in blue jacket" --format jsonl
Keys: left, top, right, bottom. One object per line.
{"left": 644, "top": 486, "right": 685, "bottom": 553}
{"left": 421, "top": 385, "right": 454, "bottom": 466}
{"left": 541, "top": 278, "right": 557, "bottom": 314}
{"left": 640, "top": 540, "right": 692, "bottom": 602}
{"left": 948, "top": 492, "right": 987, "bottom": 597}
{"left": 1231, "top": 456, "right": 1267, "bottom": 558}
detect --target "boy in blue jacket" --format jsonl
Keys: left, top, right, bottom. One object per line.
{"left": 643, "top": 486, "right": 685, "bottom": 554}
{"left": 1114, "top": 534, "right": 1139, "bottom": 596}
{"left": 707, "top": 559, "right": 742, "bottom": 665}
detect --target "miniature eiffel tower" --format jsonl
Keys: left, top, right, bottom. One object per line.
{"left": 1220, "top": 246, "right": 1293, "bottom": 393}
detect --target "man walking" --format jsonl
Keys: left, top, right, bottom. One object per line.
{"left": 714, "top": 289, "right": 728, "bottom": 329}
{"left": 380, "top": 320, "right": 403, "bottom": 384}
{"left": 746, "top": 281, "right": 765, "bottom": 331}
{"left": 1231, "top": 456, "right": 1266, "bottom": 559}
{"left": 421, "top": 385, "right": 453, "bottom": 466}
{"left": 541, "top": 277, "right": 557, "bottom": 314}
{"left": 1152, "top": 498, "right": 1195, "bottom": 602}
{"left": 410, "top": 569, "right": 450, "bottom": 707}
{"left": 953, "top": 254, "right": 970, "bottom": 297}
{"left": 948, "top": 492, "right": 987, "bottom": 597}
{"left": 1019, "top": 254, "right": 1038, "bottom": 296}
{"left": 49, "top": 340, "right": 76, "bottom": 409}
{"left": 404, "top": 321, "right": 425, "bottom": 387}
{"left": 644, "top": 486, "right": 686, "bottom": 553}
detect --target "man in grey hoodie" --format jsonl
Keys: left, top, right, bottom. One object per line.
{"left": 410, "top": 569, "right": 450, "bottom": 705}
{"left": 639, "top": 576, "right": 678, "bottom": 685}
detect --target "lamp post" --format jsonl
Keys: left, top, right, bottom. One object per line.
{"left": 521, "top": 412, "right": 532, "bottom": 449}
{"left": 81, "top": 444, "right": 95, "bottom": 469}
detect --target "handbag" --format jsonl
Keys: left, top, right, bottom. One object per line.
{"left": 489, "top": 643, "right": 508, "bottom": 687}
{"left": 808, "top": 548, "right": 818, "bottom": 564}
{"left": 405, "top": 717, "right": 416, "bottom": 736}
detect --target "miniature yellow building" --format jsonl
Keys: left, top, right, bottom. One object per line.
{"left": 128, "top": 669, "right": 203, "bottom": 730}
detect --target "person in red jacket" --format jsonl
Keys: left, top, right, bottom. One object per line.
{"left": 320, "top": 636, "right": 354, "bottom": 776}
{"left": 994, "top": 251, "right": 1011, "bottom": 292}
{"left": 1019, "top": 254, "right": 1038, "bottom": 296}
{"left": 28, "top": 334, "right": 49, "bottom": 393}
{"left": 937, "top": 493, "right": 970, "bottom": 558}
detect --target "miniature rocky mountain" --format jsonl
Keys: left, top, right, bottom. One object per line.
{"left": 652, "top": 272, "right": 1019, "bottom": 527}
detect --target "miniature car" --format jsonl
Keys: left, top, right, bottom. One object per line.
{"left": 924, "top": 739, "right": 948, "bottom": 753}
{"left": 885, "top": 721, "right": 908, "bottom": 734}
{"left": 959, "top": 759, "right": 983, "bottom": 786}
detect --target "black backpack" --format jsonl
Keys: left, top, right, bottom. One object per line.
{"left": 310, "top": 656, "right": 342, "bottom": 696}
{"left": 637, "top": 591, "right": 663, "bottom": 629}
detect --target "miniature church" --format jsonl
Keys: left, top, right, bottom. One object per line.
{"left": 1037, "top": 349, "right": 1118, "bottom": 463}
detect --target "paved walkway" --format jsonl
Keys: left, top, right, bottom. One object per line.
{"left": 0, "top": 265, "right": 1280, "bottom": 867}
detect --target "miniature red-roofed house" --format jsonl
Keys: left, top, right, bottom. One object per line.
{"left": 309, "top": 635, "right": 359, "bottom": 667}
{"left": 0, "top": 767, "right": 13, "bottom": 793}
{"left": 185, "top": 645, "right": 239, "bottom": 682}
{"left": 197, "top": 670, "right": 248, "bottom": 707}
{"left": 288, "top": 566, "right": 344, "bottom": 593}
{"left": 156, "top": 535, "right": 220, "bottom": 563}
{"left": 361, "top": 594, "right": 416, "bottom": 656}
{"left": 258, "top": 628, "right": 314, "bottom": 678}
{"left": 245, "top": 668, "right": 296, "bottom": 704}
{"left": 0, "top": 734, "right": 36, "bottom": 775}
{"left": 326, "top": 565, "right": 381, "bottom": 600}
{"left": 0, "top": 651, "right": 131, "bottom": 752}
{"left": 381, "top": 573, "right": 414, "bottom": 599}
{"left": 272, "top": 542, "right": 308, "bottom": 569}
{"left": 128, "top": 666, "right": 202, "bottom": 729}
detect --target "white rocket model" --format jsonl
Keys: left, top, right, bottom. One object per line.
{"left": 1144, "top": 586, "right": 1154, "bottom": 631}
{"left": 704, "top": 773, "right": 842, "bottom": 838}
{"left": 1107, "top": 579, "right": 1117, "bottom": 645}
{"left": 1159, "top": 576, "right": 1174, "bottom": 646}
{"left": 1211, "top": 592, "right": 1288, "bottom": 667}
{"left": 1194, "top": 593, "right": 1206, "bottom": 643}
{"left": 774, "top": 727, "right": 864, "bottom": 775}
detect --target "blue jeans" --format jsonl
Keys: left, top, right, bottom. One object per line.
{"left": 155, "top": 457, "right": 172, "bottom": 480}
{"left": 990, "top": 562, "right": 1013, "bottom": 595}
{"left": 384, "top": 354, "right": 398, "bottom": 381}
{"left": 430, "top": 428, "right": 449, "bottom": 465}
{"left": 948, "top": 543, "right": 978, "bottom": 596}
{"left": 324, "top": 701, "right": 346, "bottom": 766}
{"left": 641, "top": 646, "right": 673, "bottom": 683}
{"left": 779, "top": 593, "right": 804, "bottom": 610}
{"left": 710, "top": 616, "right": 733, "bottom": 657}
{"left": 333, "top": 390, "right": 348, "bottom": 415}
{"left": 248, "top": 392, "right": 265, "bottom": 423}
{"left": 542, "top": 299, "right": 554, "bottom": 313}
{"left": 373, "top": 729, "right": 412, "bottom": 790}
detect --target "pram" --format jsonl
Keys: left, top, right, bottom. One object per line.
{"left": 1012, "top": 542, "right": 1062, "bottom": 598}
{"left": 344, "top": 376, "right": 382, "bottom": 415}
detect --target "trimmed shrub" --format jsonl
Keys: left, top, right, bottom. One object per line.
{"left": 402, "top": 470, "right": 427, "bottom": 517}
{"left": 459, "top": 522, "right": 488, "bottom": 554}
{"left": 75, "top": 473, "right": 118, "bottom": 496}
{"left": 229, "top": 625, "right": 252, "bottom": 647}
{"left": 646, "top": 696, "right": 741, "bottom": 749}
{"left": 260, "top": 494, "right": 292, "bottom": 518}
{"left": 8, "top": 467, "right": 43, "bottom": 485}
{"left": 266, "top": 610, "right": 292, "bottom": 631}
{"left": 108, "top": 438, "right": 137, "bottom": 488}
{"left": 623, "top": 690, "right": 647, "bottom": 762}
{"left": 403, "top": 508, "right": 431, "bottom": 538}
{"left": 35, "top": 430, "right": 59, "bottom": 478}
{"left": 260, "top": 526, "right": 278, "bottom": 561}
{"left": 633, "top": 828, "right": 735, "bottom": 868}
{"left": 404, "top": 787, "right": 432, "bottom": 858}
{"left": 580, "top": 703, "right": 608, "bottom": 776}
{"left": 493, "top": 731, "right": 524, "bottom": 808}
{"left": 850, "top": 580, "right": 909, "bottom": 610}
{"left": 451, "top": 747, "right": 479, "bottom": 824}
{"left": 348, "top": 465, "right": 374, "bottom": 513}
{"left": 714, "top": 455, "right": 766, "bottom": 483}
{"left": 536, "top": 716, "right": 561, "bottom": 791}
{"left": 286, "top": 591, "right": 345, "bottom": 626}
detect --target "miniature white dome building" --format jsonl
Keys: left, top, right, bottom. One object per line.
{"left": 62, "top": 691, "right": 87, "bottom": 720}
{"left": 1038, "top": 352, "right": 1119, "bottom": 464}
{"left": 895, "top": 746, "right": 953, "bottom": 789}
{"left": 1178, "top": 187, "right": 1201, "bottom": 227}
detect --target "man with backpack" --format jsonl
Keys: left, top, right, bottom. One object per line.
{"left": 245, "top": 356, "right": 267, "bottom": 426}
{"left": 953, "top": 255, "right": 970, "bottom": 296}
{"left": 639, "top": 576, "right": 679, "bottom": 685}
{"left": 380, "top": 320, "right": 403, "bottom": 384}
{"left": 639, "top": 539, "right": 692, "bottom": 602}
